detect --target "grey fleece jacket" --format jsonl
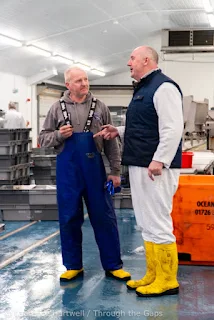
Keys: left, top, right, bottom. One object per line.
{"left": 38, "top": 90, "right": 121, "bottom": 176}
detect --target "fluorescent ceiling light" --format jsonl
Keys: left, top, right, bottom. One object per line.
{"left": 203, "top": 0, "right": 213, "bottom": 13}
{"left": 0, "top": 34, "right": 22, "bottom": 47}
{"left": 74, "top": 62, "right": 91, "bottom": 71}
{"left": 91, "top": 69, "right": 106, "bottom": 77}
{"left": 27, "top": 45, "right": 51, "bottom": 57}
{"left": 208, "top": 13, "right": 214, "bottom": 27}
{"left": 52, "top": 55, "right": 73, "bottom": 65}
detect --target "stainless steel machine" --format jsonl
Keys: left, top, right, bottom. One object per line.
{"left": 205, "top": 109, "right": 214, "bottom": 150}
{"left": 183, "top": 96, "right": 208, "bottom": 146}
{"left": 0, "top": 109, "right": 6, "bottom": 128}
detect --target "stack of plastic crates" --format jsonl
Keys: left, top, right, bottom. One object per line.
{"left": 0, "top": 128, "right": 32, "bottom": 186}
{"left": 0, "top": 185, "right": 58, "bottom": 221}
{"left": 31, "top": 147, "right": 56, "bottom": 185}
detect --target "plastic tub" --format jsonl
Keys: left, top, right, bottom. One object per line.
{"left": 181, "top": 151, "right": 194, "bottom": 168}
{"left": 172, "top": 175, "right": 214, "bottom": 265}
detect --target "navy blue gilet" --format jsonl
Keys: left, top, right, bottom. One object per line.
{"left": 122, "top": 70, "right": 182, "bottom": 168}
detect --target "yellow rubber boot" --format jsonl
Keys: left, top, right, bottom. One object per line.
{"left": 60, "top": 268, "right": 84, "bottom": 282}
{"left": 136, "top": 242, "right": 179, "bottom": 297}
{"left": 105, "top": 269, "right": 131, "bottom": 281}
{"left": 127, "top": 241, "right": 155, "bottom": 290}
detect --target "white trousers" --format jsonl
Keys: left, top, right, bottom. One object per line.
{"left": 129, "top": 166, "right": 180, "bottom": 244}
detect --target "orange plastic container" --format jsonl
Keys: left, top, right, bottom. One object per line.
{"left": 172, "top": 175, "right": 214, "bottom": 265}
{"left": 181, "top": 151, "right": 193, "bottom": 168}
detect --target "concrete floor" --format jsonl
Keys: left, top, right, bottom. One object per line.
{"left": 0, "top": 209, "right": 213, "bottom": 320}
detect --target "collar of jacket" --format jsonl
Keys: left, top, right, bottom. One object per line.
{"left": 62, "top": 90, "right": 93, "bottom": 104}
{"left": 134, "top": 69, "right": 162, "bottom": 94}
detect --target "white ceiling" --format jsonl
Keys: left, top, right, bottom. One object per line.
{"left": 0, "top": 0, "right": 213, "bottom": 83}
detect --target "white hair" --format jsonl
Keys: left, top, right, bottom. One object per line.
{"left": 8, "top": 101, "right": 16, "bottom": 109}
{"left": 64, "top": 66, "right": 87, "bottom": 83}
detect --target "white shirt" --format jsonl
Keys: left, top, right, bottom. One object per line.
{"left": 117, "top": 82, "right": 183, "bottom": 168}
{"left": 4, "top": 109, "right": 26, "bottom": 129}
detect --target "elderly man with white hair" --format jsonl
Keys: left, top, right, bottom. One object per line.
{"left": 4, "top": 101, "right": 26, "bottom": 129}
{"left": 39, "top": 67, "right": 131, "bottom": 283}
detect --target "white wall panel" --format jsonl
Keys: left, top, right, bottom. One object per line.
{"left": 0, "top": 71, "right": 31, "bottom": 123}
{"left": 91, "top": 89, "right": 133, "bottom": 107}
{"left": 38, "top": 90, "right": 61, "bottom": 132}
{"left": 161, "top": 60, "right": 214, "bottom": 108}
{"left": 91, "top": 59, "right": 214, "bottom": 109}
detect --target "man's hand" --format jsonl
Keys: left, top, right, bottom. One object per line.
{"left": 59, "top": 125, "right": 73, "bottom": 138}
{"left": 93, "top": 124, "right": 119, "bottom": 140}
{"left": 148, "top": 160, "right": 163, "bottom": 181}
{"left": 107, "top": 175, "right": 121, "bottom": 188}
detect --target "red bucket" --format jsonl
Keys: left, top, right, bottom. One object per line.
{"left": 181, "top": 151, "right": 194, "bottom": 168}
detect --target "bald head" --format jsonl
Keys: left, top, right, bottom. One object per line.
{"left": 8, "top": 101, "right": 16, "bottom": 110}
{"left": 127, "top": 46, "right": 159, "bottom": 81}
{"left": 134, "top": 46, "right": 159, "bottom": 63}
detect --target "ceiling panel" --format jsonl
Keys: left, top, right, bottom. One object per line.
{"left": 0, "top": 0, "right": 110, "bottom": 42}
{"left": 77, "top": 21, "right": 139, "bottom": 53}
{"left": 0, "top": 0, "right": 33, "bottom": 17}
{"left": 0, "top": 0, "right": 211, "bottom": 82}
{"left": 90, "top": 0, "right": 154, "bottom": 18}
{"left": 167, "top": 11, "right": 209, "bottom": 28}
{"left": 6, "top": 16, "right": 65, "bottom": 44}
{"left": 119, "top": 13, "right": 157, "bottom": 38}
{"left": 35, "top": 29, "right": 113, "bottom": 62}
{"left": 46, "top": 1, "right": 110, "bottom": 31}
{"left": 153, "top": 0, "right": 203, "bottom": 10}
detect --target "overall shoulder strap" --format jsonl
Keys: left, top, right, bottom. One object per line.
{"left": 59, "top": 97, "right": 97, "bottom": 131}
{"left": 59, "top": 98, "right": 71, "bottom": 126}
{"left": 83, "top": 97, "right": 97, "bottom": 132}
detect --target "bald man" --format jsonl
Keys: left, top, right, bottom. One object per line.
{"left": 39, "top": 67, "right": 130, "bottom": 282}
{"left": 94, "top": 46, "right": 184, "bottom": 297}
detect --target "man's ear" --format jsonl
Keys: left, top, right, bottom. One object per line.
{"left": 65, "top": 82, "right": 69, "bottom": 89}
{"left": 144, "top": 57, "right": 149, "bottom": 65}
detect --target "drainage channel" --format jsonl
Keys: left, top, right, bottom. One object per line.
{"left": 0, "top": 214, "right": 88, "bottom": 270}
{"left": 0, "top": 221, "right": 38, "bottom": 240}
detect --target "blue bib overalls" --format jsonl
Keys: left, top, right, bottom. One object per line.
{"left": 56, "top": 106, "right": 123, "bottom": 271}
